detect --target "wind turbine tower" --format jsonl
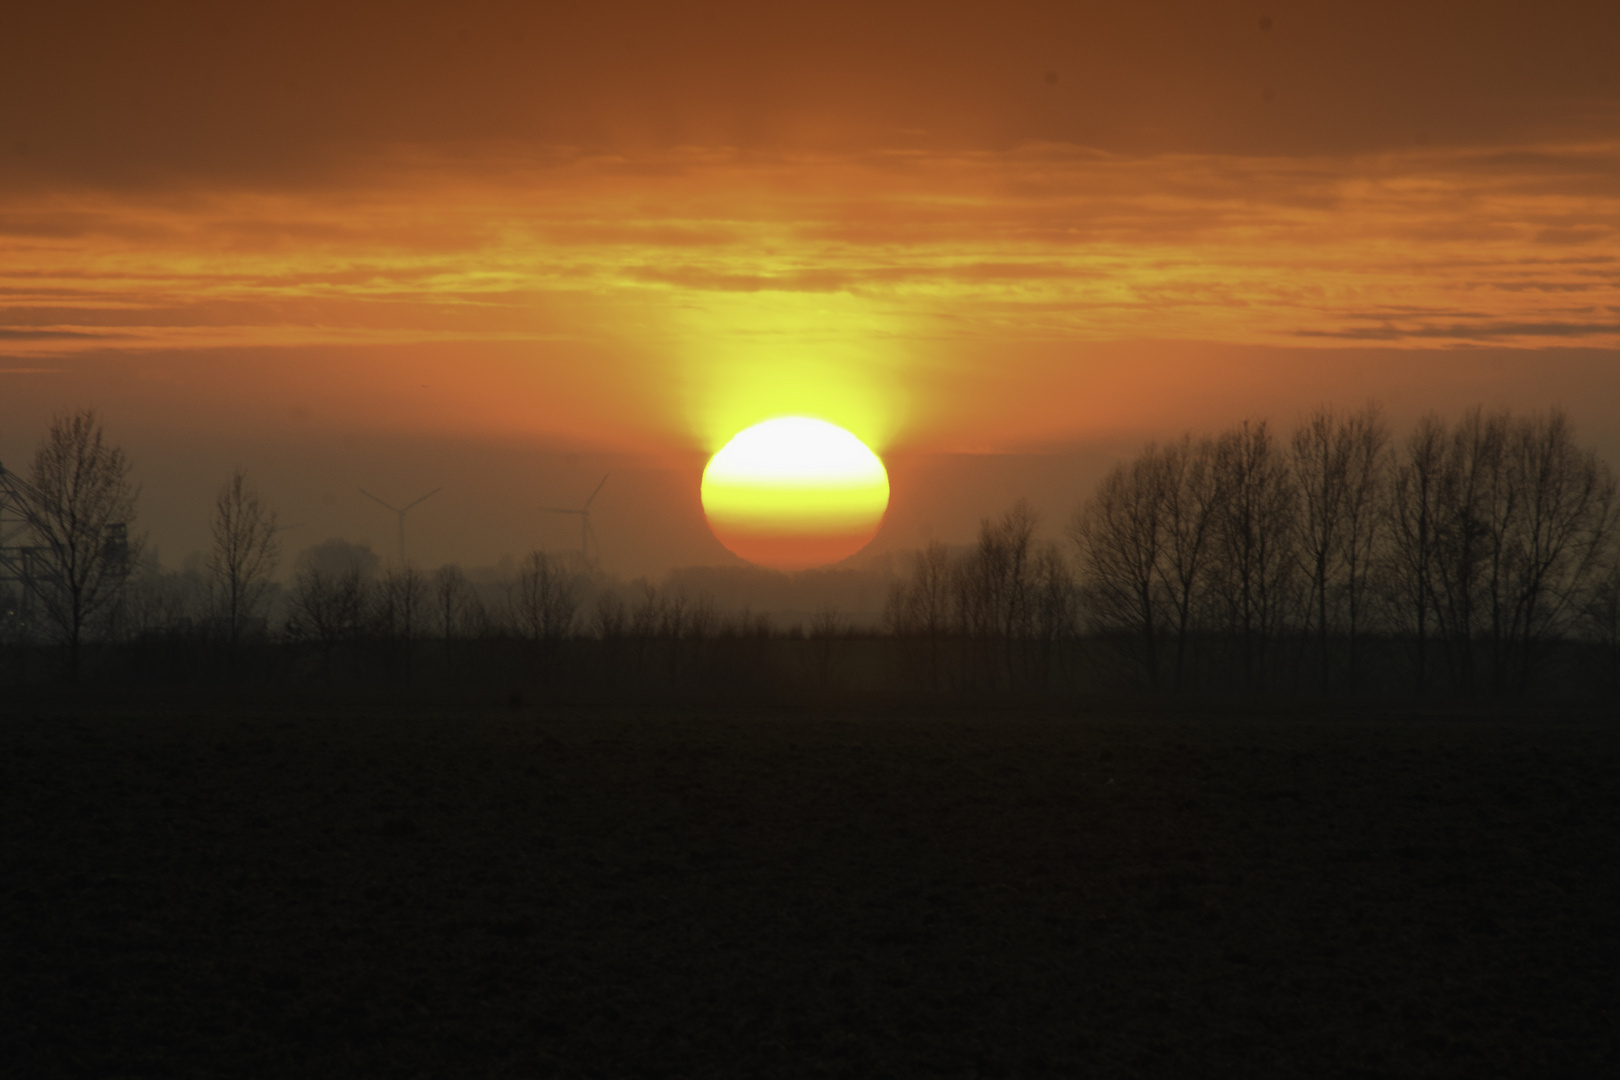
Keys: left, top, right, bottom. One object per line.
{"left": 360, "top": 487, "right": 440, "bottom": 564}
{"left": 541, "top": 474, "right": 608, "bottom": 564}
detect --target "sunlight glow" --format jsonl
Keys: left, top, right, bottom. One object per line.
{"left": 671, "top": 291, "right": 908, "bottom": 454}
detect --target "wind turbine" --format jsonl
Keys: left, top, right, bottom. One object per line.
{"left": 360, "top": 488, "right": 440, "bottom": 564}
{"left": 541, "top": 474, "right": 607, "bottom": 563}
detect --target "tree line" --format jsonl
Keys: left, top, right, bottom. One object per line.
{"left": 1057, "top": 406, "right": 1618, "bottom": 697}
{"left": 4, "top": 406, "right": 1618, "bottom": 698}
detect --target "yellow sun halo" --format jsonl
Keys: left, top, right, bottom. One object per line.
{"left": 701, "top": 417, "right": 890, "bottom": 570}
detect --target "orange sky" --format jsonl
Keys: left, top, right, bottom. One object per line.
{"left": 3, "top": 1, "right": 1617, "bottom": 574}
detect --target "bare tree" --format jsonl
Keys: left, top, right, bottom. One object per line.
{"left": 1209, "top": 420, "right": 1299, "bottom": 692}
{"left": 1485, "top": 410, "right": 1615, "bottom": 693}
{"left": 1072, "top": 450, "right": 1168, "bottom": 688}
{"left": 996, "top": 500, "right": 1041, "bottom": 643}
{"left": 1388, "top": 413, "right": 1448, "bottom": 692}
{"left": 0, "top": 580, "right": 18, "bottom": 633}
{"left": 1339, "top": 408, "right": 1391, "bottom": 691}
{"left": 1290, "top": 405, "right": 1389, "bottom": 692}
{"left": 284, "top": 540, "right": 376, "bottom": 678}
{"left": 377, "top": 565, "right": 426, "bottom": 639}
{"left": 957, "top": 500, "right": 1040, "bottom": 688}
{"left": 287, "top": 569, "right": 368, "bottom": 678}
{"left": 121, "top": 551, "right": 205, "bottom": 642}
{"left": 1579, "top": 560, "right": 1620, "bottom": 694}
{"left": 593, "top": 589, "right": 628, "bottom": 640}
{"left": 882, "top": 540, "right": 956, "bottom": 690}
{"left": 630, "top": 581, "right": 665, "bottom": 638}
{"left": 807, "top": 603, "right": 848, "bottom": 686}
{"left": 686, "top": 593, "right": 719, "bottom": 641}
{"left": 207, "top": 467, "right": 279, "bottom": 668}
{"left": 589, "top": 587, "right": 629, "bottom": 685}
{"left": 15, "top": 410, "right": 140, "bottom": 680}
{"left": 1385, "top": 407, "right": 1615, "bottom": 695}
{"left": 1157, "top": 436, "right": 1223, "bottom": 692}
{"left": 433, "top": 564, "right": 472, "bottom": 641}
{"left": 376, "top": 564, "right": 428, "bottom": 676}
{"left": 1292, "top": 409, "right": 1353, "bottom": 690}
{"left": 1027, "top": 541, "right": 1077, "bottom": 690}
{"left": 1431, "top": 409, "right": 1508, "bottom": 695}
{"left": 510, "top": 550, "right": 577, "bottom": 680}
{"left": 431, "top": 564, "right": 480, "bottom": 678}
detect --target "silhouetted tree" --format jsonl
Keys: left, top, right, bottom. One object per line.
{"left": 593, "top": 589, "right": 627, "bottom": 639}
{"left": 629, "top": 581, "right": 663, "bottom": 638}
{"left": 0, "top": 585, "right": 22, "bottom": 658}
{"left": 510, "top": 550, "right": 576, "bottom": 680}
{"left": 433, "top": 564, "right": 471, "bottom": 636}
{"left": 1209, "top": 420, "right": 1299, "bottom": 692}
{"left": 1482, "top": 410, "right": 1615, "bottom": 693}
{"left": 883, "top": 540, "right": 956, "bottom": 691}
{"left": 207, "top": 467, "right": 279, "bottom": 670}
{"left": 1292, "top": 409, "right": 1350, "bottom": 689}
{"left": 1157, "top": 435, "right": 1223, "bottom": 691}
{"left": 1434, "top": 408, "right": 1508, "bottom": 693}
{"left": 376, "top": 564, "right": 428, "bottom": 675}
{"left": 430, "top": 564, "right": 479, "bottom": 678}
{"left": 957, "top": 501, "right": 1040, "bottom": 689}
{"left": 1027, "top": 541, "right": 1078, "bottom": 690}
{"left": 1385, "top": 407, "right": 1616, "bottom": 696}
{"left": 1290, "top": 405, "right": 1389, "bottom": 692}
{"left": 1072, "top": 448, "right": 1168, "bottom": 688}
{"left": 1388, "top": 413, "right": 1448, "bottom": 692}
{"left": 122, "top": 551, "right": 204, "bottom": 641}
{"left": 285, "top": 540, "right": 376, "bottom": 677}
{"left": 1073, "top": 437, "right": 1226, "bottom": 692}
{"left": 686, "top": 593, "right": 718, "bottom": 640}
{"left": 1580, "top": 561, "right": 1620, "bottom": 694}
{"left": 807, "top": 604, "right": 847, "bottom": 686}
{"left": 16, "top": 410, "right": 140, "bottom": 680}
{"left": 1338, "top": 408, "right": 1391, "bottom": 691}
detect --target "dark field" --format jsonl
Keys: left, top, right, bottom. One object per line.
{"left": 3, "top": 702, "right": 1617, "bottom": 1079}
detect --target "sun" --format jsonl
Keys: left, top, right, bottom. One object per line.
{"left": 701, "top": 417, "right": 890, "bottom": 571}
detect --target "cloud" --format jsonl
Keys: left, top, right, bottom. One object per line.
{"left": 1, "top": 140, "right": 1615, "bottom": 362}
{"left": 625, "top": 266, "right": 855, "bottom": 293}
{"left": 1535, "top": 227, "right": 1610, "bottom": 245}
{"left": 0, "top": 328, "right": 103, "bottom": 340}
{"left": 1299, "top": 321, "right": 1620, "bottom": 343}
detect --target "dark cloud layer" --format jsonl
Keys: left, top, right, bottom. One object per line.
{"left": 0, "top": 327, "right": 100, "bottom": 340}
{"left": 5, "top": 1, "right": 1617, "bottom": 190}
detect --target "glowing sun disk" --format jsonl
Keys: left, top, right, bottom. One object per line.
{"left": 701, "top": 417, "right": 890, "bottom": 568}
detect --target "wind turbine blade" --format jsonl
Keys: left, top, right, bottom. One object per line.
{"left": 581, "top": 474, "right": 609, "bottom": 511}
{"left": 402, "top": 487, "right": 441, "bottom": 512}
{"left": 359, "top": 489, "right": 402, "bottom": 513}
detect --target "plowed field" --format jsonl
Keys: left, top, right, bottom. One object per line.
{"left": 4, "top": 704, "right": 1616, "bottom": 1078}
